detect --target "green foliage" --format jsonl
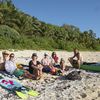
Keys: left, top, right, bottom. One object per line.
{"left": 0, "top": 0, "right": 100, "bottom": 51}
{"left": 0, "top": 25, "right": 20, "bottom": 38}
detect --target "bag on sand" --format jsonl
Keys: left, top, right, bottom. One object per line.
{"left": 65, "top": 71, "right": 82, "bottom": 80}
{"left": 51, "top": 67, "right": 57, "bottom": 75}
{"left": 51, "top": 68, "right": 62, "bottom": 75}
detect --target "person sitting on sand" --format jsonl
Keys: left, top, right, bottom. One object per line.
{"left": 68, "top": 48, "right": 82, "bottom": 68}
{"left": 60, "top": 58, "right": 66, "bottom": 71}
{"left": 5, "top": 53, "right": 33, "bottom": 79}
{"left": 2, "top": 51, "right": 10, "bottom": 62}
{"left": 51, "top": 52, "right": 60, "bottom": 67}
{"left": 41, "top": 53, "right": 52, "bottom": 73}
{"left": 52, "top": 52, "right": 59, "bottom": 64}
{"left": 59, "top": 58, "right": 69, "bottom": 75}
{"left": 41, "top": 53, "right": 57, "bottom": 74}
{"left": 0, "top": 51, "right": 10, "bottom": 71}
{"left": 29, "top": 53, "right": 43, "bottom": 79}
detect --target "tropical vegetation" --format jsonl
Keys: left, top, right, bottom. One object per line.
{"left": 0, "top": 0, "right": 100, "bottom": 51}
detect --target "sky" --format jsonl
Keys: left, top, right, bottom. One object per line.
{"left": 13, "top": 0, "right": 100, "bottom": 38}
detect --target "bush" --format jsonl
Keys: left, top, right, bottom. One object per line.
{"left": 0, "top": 25, "right": 20, "bottom": 39}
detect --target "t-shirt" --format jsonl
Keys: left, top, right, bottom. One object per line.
{"left": 52, "top": 56, "right": 59, "bottom": 63}
{"left": 41, "top": 58, "right": 50, "bottom": 66}
{"left": 29, "top": 60, "right": 40, "bottom": 74}
{"left": 5, "top": 60, "right": 17, "bottom": 74}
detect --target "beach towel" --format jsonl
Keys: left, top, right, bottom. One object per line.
{"left": 0, "top": 78, "right": 22, "bottom": 90}
{"left": 0, "top": 76, "right": 39, "bottom": 99}
{"left": 0, "top": 71, "right": 16, "bottom": 79}
{"left": 13, "top": 69, "right": 24, "bottom": 77}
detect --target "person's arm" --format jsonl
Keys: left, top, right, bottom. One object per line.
{"left": 5, "top": 61, "right": 9, "bottom": 71}
{"left": 72, "top": 54, "right": 76, "bottom": 59}
{"left": 32, "top": 65, "right": 39, "bottom": 70}
{"left": 29, "top": 61, "right": 37, "bottom": 69}
{"left": 77, "top": 53, "right": 81, "bottom": 60}
{"left": 77, "top": 53, "right": 81, "bottom": 68}
{"left": 72, "top": 52, "right": 80, "bottom": 59}
{"left": 37, "top": 64, "right": 43, "bottom": 70}
{"left": 57, "top": 56, "right": 59, "bottom": 61}
{"left": 29, "top": 61, "right": 32, "bottom": 68}
{"left": 33, "top": 61, "right": 42, "bottom": 70}
{"left": 41, "top": 59, "right": 43, "bottom": 66}
{"left": 48, "top": 58, "right": 53, "bottom": 68}
{"left": 55, "top": 56, "right": 59, "bottom": 63}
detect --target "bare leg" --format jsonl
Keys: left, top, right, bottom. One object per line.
{"left": 61, "top": 64, "right": 65, "bottom": 70}
{"left": 77, "top": 60, "right": 81, "bottom": 69}
{"left": 24, "top": 70, "right": 35, "bottom": 79}
{"left": 68, "top": 58, "right": 80, "bottom": 68}
{"left": 65, "top": 65, "right": 69, "bottom": 71}
{"left": 33, "top": 69, "right": 42, "bottom": 80}
{"left": 68, "top": 57, "right": 74, "bottom": 66}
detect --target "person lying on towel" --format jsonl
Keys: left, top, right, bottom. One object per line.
{"left": 5, "top": 53, "right": 34, "bottom": 79}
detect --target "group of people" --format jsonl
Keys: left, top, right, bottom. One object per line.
{"left": 0, "top": 49, "right": 82, "bottom": 80}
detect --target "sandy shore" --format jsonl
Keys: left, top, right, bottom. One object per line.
{"left": 0, "top": 50, "right": 100, "bottom": 100}
{"left": 0, "top": 50, "right": 100, "bottom": 65}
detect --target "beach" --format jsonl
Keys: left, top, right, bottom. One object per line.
{"left": 0, "top": 50, "right": 99, "bottom": 65}
{"left": 0, "top": 50, "right": 100, "bottom": 100}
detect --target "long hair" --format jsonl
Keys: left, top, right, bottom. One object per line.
{"left": 52, "top": 52, "right": 56, "bottom": 58}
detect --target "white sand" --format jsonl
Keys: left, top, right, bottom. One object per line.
{"left": 0, "top": 50, "right": 100, "bottom": 100}
{"left": 0, "top": 50, "right": 100, "bottom": 65}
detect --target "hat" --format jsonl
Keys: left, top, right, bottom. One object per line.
{"left": 32, "top": 53, "right": 37, "bottom": 57}
{"left": 2, "top": 50, "right": 10, "bottom": 55}
{"left": 44, "top": 53, "right": 48, "bottom": 56}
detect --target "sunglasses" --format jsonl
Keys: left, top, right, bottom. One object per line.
{"left": 4, "top": 53, "right": 9, "bottom": 55}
